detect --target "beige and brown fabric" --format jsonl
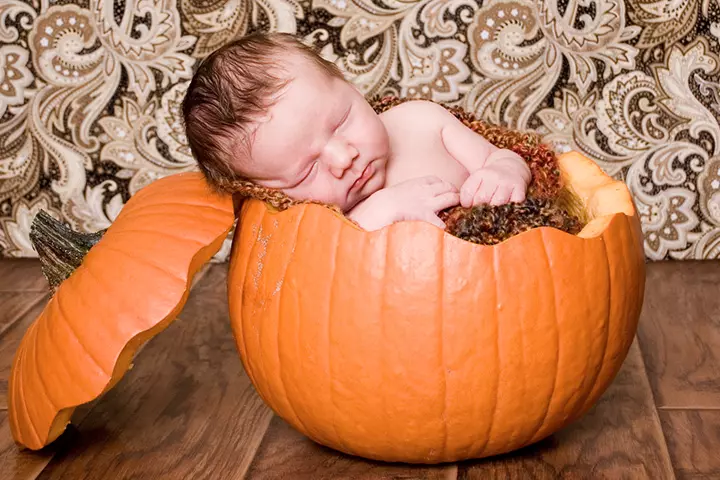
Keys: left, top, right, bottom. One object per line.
{"left": 1, "top": 0, "right": 719, "bottom": 260}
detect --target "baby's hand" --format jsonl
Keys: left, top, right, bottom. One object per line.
{"left": 348, "top": 176, "right": 459, "bottom": 230}
{"left": 385, "top": 176, "right": 461, "bottom": 228}
{"left": 460, "top": 150, "right": 531, "bottom": 208}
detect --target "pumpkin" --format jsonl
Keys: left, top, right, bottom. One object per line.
{"left": 226, "top": 151, "right": 645, "bottom": 464}
{"left": 8, "top": 172, "right": 235, "bottom": 450}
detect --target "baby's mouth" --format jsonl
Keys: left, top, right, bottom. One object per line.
{"left": 351, "top": 162, "right": 372, "bottom": 191}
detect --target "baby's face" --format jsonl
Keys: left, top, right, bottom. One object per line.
{"left": 242, "top": 56, "right": 390, "bottom": 211}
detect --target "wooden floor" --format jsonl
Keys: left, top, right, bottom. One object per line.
{"left": 0, "top": 258, "right": 718, "bottom": 479}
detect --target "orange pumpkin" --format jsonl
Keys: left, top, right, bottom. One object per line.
{"left": 226, "top": 151, "right": 645, "bottom": 463}
{"left": 8, "top": 172, "right": 235, "bottom": 450}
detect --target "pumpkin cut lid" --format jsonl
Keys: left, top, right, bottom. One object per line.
{"left": 8, "top": 172, "right": 236, "bottom": 450}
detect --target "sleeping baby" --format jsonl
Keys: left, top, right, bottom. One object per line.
{"left": 181, "top": 32, "right": 531, "bottom": 231}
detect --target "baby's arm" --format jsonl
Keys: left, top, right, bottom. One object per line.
{"left": 440, "top": 118, "right": 498, "bottom": 171}
{"left": 440, "top": 115, "right": 531, "bottom": 207}
{"left": 347, "top": 176, "right": 459, "bottom": 231}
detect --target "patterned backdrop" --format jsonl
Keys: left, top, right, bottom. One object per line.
{"left": 1, "top": 0, "right": 719, "bottom": 260}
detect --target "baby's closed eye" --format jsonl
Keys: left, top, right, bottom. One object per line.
{"left": 332, "top": 106, "right": 352, "bottom": 134}
{"left": 300, "top": 160, "right": 319, "bottom": 184}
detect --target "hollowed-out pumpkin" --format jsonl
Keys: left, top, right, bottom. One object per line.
{"left": 8, "top": 172, "right": 235, "bottom": 450}
{"left": 226, "top": 151, "right": 645, "bottom": 463}
{"left": 9, "top": 146, "right": 643, "bottom": 464}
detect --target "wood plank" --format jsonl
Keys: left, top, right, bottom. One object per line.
{"left": 0, "top": 295, "right": 49, "bottom": 410}
{"left": 659, "top": 410, "right": 720, "bottom": 480}
{"left": 458, "top": 341, "right": 675, "bottom": 479}
{"left": 0, "top": 293, "right": 47, "bottom": 337}
{"left": 0, "top": 260, "right": 48, "bottom": 293}
{"left": 637, "top": 261, "right": 720, "bottom": 408}
{"left": 36, "top": 264, "right": 274, "bottom": 480}
{"left": 0, "top": 410, "right": 55, "bottom": 480}
{"left": 246, "top": 415, "right": 458, "bottom": 479}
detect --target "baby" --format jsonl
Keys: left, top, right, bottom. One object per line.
{"left": 182, "top": 32, "right": 531, "bottom": 231}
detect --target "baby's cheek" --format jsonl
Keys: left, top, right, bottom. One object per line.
{"left": 370, "top": 124, "right": 390, "bottom": 154}
{"left": 313, "top": 176, "right": 343, "bottom": 204}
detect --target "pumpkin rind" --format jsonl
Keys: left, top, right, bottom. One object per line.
{"left": 227, "top": 151, "right": 646, "bottom": 463}
{"left": 9, "top": 172, "right": 235, "bottom": 450}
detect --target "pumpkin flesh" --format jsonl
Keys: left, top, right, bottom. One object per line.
{"left": 227, "top": 151, "right": 645, "bottom": 463}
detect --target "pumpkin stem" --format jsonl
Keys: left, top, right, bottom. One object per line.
{"left": 29, "top": 210, "right": 105, "bottom": 290}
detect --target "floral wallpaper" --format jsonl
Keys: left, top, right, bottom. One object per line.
{"left": 1, "top": 0, "right": 720, "bottom": 260}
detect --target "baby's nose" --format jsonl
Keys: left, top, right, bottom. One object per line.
{"left": 327, "top": 139, "right": 358, "bottom": 177}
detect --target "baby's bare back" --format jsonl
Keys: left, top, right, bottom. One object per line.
{"left": 378, "top": 101, "right": 470, "bottom": 190}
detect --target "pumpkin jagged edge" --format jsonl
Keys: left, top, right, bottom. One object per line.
{"left": 8, "top": 172, "right": 236, "bottom": 450}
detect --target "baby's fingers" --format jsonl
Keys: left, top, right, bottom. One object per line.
{"left": 430, "top": 191, "right": 460, "bottom": 211}
{"left": 428, "top": 179, "right": 458, "bottom": 195}
{"left": 510, "top": 184, "right": 526, "bottom": 203}
{"left": 460, "top": 173, "right": 484, "bottom": 207}
{"left": 472, "top": 180, "right": 498, "bottom": 206}
{"left": 490, "top": 185, "right": 513, "bottom": 206}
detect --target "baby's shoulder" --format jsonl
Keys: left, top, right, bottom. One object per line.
{"left": 378, "top": 100, "right": 457, "bottom": 129}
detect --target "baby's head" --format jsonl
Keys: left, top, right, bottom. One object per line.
{"left": 182, "top": 32, "right": 390, "bottom": 211}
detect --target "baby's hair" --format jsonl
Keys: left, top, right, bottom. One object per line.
{"left": 181, "top": 31, "right": 345, "bottom": 201}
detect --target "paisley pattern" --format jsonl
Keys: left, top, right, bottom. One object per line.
{"left": 1, "top": 0, "right": 720, "bottom": 260}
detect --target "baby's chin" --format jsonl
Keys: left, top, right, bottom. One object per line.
{"left": 345, "top": 170, "right": 385, "bottom": 210}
